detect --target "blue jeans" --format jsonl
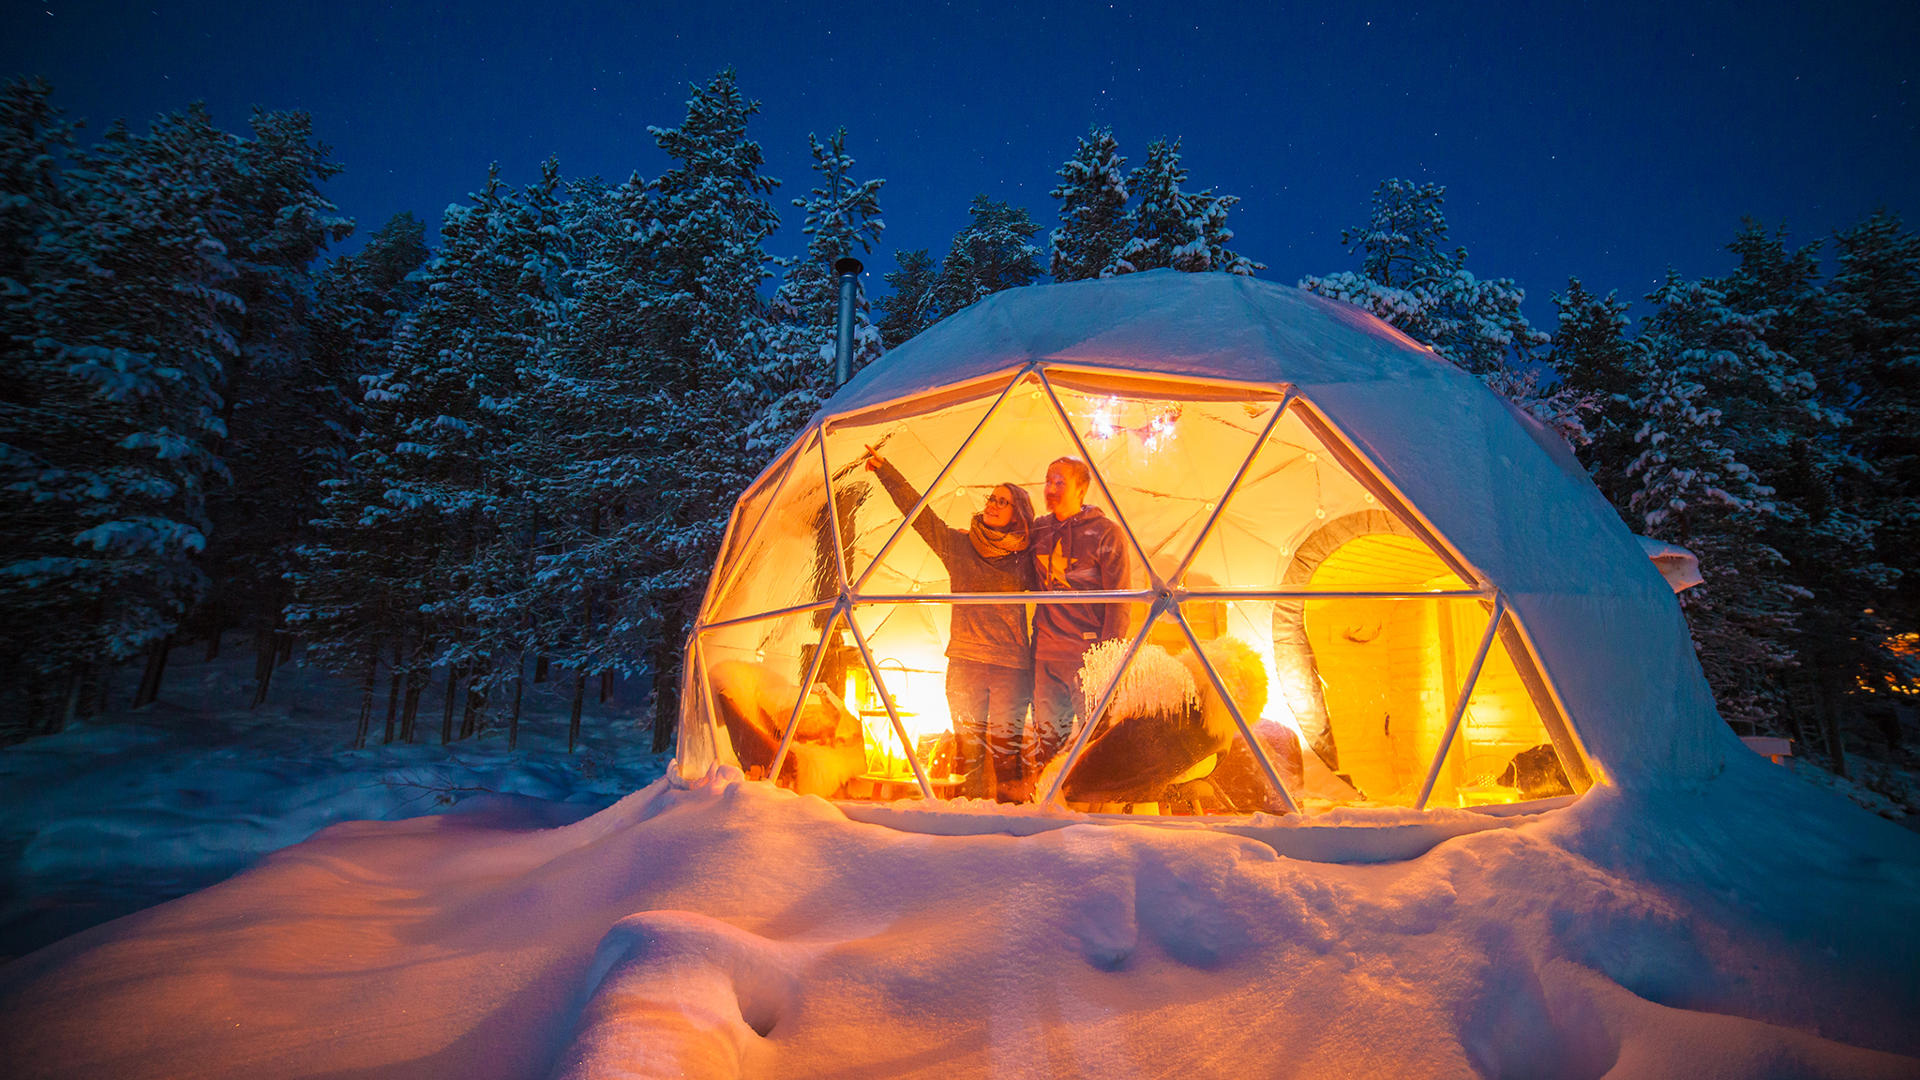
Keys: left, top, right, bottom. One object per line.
{"left": 945, "top": 658, "right": 1030, "bottom": 798}
{"left": 1031, "top": 655, "right": 1085, "bottom": 778}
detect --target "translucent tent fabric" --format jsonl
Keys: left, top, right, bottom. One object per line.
{"left": 681, "top": 271, "right": 1735, "bottom": 815}
{"left": 690, "top": 383, "right": 1581, "bottom": 816}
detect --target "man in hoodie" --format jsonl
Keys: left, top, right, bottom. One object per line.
{"left": 1025, "top": 456, "right": 1129, "bottom": 792}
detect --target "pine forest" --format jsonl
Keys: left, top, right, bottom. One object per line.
{"left": 3, "top": 77, "right": 1915, "bottom": 797}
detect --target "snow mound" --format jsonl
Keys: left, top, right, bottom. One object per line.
{"left": 552, "top": 910, "right": 811, "bottom": 1079}
{"left": 2, "top": 748, "right": 1917, "bottom": 1079}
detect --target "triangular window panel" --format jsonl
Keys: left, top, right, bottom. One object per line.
{"left": 701, "top": 606, "right": 864, "bottom": 800}
{"left": 1020, "top": 599, "right": 1154, "bottom": 806}
{"left": 1054, "top": 606, "right": 1295, "bottom": 816}
{"left": 844, "top": 601, "right": 954, "bottom": 801}
{"left": 1182, "top": 402, "right": 1471, "bottom": 594}
{"left": 859, "top": 371, "right": 1149, "bottom": 600}
{"left": 1290, "top": 595, "right": 1494, "bottom": 808}
{"left": 1045, "top": 368, "right": 1283, "bottom": 585}
{"left": 822, "top": 373, "right": 1015, "bottom": 594}
{"left": 675, "top": 637, "right": 720, "bottom": 783}
{"left": 704, "top": 445, "right": 798, "bottom": 617}
{"left": 1425, "top": 613, "right": 1588, "bottom": 808}
{"left": 1173, "top": 595, "right": 1321, "bottom": 804}
{"left": 708, "top": 429, "right": 839, "bottom": 625}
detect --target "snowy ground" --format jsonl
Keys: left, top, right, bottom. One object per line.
{"left": 0, "top": 646, "right": 668, "bottom": 960}
{"left": 1781, "top": 750, "right": 1920, "bottom": 826}
{"left": 3, "top": 651, "right": 1919, "bottom": 1078}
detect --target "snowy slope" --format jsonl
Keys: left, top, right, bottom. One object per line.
{"left": 2, "top": 744, "right": 1917, "bottom": 1079}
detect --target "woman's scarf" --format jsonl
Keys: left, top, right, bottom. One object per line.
{"left": 969, "top": 513, "right": 1029, "bottom": 560}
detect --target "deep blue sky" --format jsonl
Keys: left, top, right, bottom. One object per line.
{"left": 5, "top": 1, "right": 1917, "bottom": 325}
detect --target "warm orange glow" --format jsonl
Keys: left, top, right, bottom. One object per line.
{"left": 1082, "top": 394, "right": 1181, "bottom": 454}
{"left": 846, "top": 655, "right": 952, "bottom": 779}
{"left": 693, "top": 365, "right": 1590, "bottom": 815}
{"left": 1304, "top": 533, "right": 1468, "bottom": 592}
{"left": 1855, "top": 633, "right": 1919, "bottom": 697}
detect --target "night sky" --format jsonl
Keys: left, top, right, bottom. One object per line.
{"left": 5, "top": 1, "right": 1917, "bottom": 323}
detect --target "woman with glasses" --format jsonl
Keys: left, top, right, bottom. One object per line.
{"left": 863, "top": 450, "right": 1037, "bottom": 800}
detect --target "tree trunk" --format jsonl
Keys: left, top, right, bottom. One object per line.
{"left": 383, "top": 638, "right": 404, "bottom": 746}
{"left": 568, "top": 671, "right": 586, "bottom": 753}
{"left": 1780, "top": 691, "right": 1808, "bottom": 751}
{"left": 79, "top": 662, "right": 105, "bottom": 719}
{"left": 535, "top": 655, "right": 549, "bottom": 683}
{"left": 353, "top": 648, "right": 379, "bottom": 749}
{"left": 134, "top": 637, "right": 173, "bottom": 709}
{"left": 277, "top": 634, "right": 294, "bottom": 667}
{"left": 441, "top": 665, "right": 460, "bottom": 746}
{"left": 508, "top": 665, "right": 525, "bottom": 752}
{"left": 400, "top": 666, "right": 425, "bottom": 744}
{"left": 250, "top": 629, "right": 276, "bottom": 707}
{"left": 600, "top": 669, "right": 614, "bottom": 704}
{"left": 23, "top": 676, "right": 50, "bottom": 735}
{"left": 54, "top": 669, "right": 80, "bottom": 735}
{"left": 1820, "top": 671, "right": 1849, "bottom": 778}
{"left": 1875, "top": 701, "right": 1904, "bottom": 755}
{"left": 650, "top": 606, "right": 687, "bottom": 753}
{"left": 460, "top": 677, "right": 486, "bottom": 740}
{"left": 204, "top": 626, "right": 222, "bottom": 662}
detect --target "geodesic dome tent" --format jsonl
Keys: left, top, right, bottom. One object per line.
{"left": 676, "top": 270, "right": 1730, "bottom": 819}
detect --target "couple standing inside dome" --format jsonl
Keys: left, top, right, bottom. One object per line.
{"left": 864, "top": 450, "right": 1128, "bottom": 802}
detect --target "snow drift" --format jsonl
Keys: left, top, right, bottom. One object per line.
{"left": 3, "top": 745, "right": 1917, "bottom": 1079}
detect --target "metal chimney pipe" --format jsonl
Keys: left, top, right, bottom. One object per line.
{"left": 832, "top": 256, "right": 863, "bottom": 386}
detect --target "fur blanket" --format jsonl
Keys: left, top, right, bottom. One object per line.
{"left": 708, "top": 660, "right": 866, "bottom": 798}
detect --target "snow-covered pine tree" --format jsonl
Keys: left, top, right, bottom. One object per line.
{"left": 283, "top": 213, "right": 428, "bottom": 745}
{"left": 0, "top": 79, "right": 64, "bottom": 335}
{"left": 1344, "top": 175, "right": 1455, "bottom": 289}
{"left": 295, "top": 191, "right": 501, "bottom": 743}
{"left": 1626, "top": 270, "right": 1803, "bottom": 731}
{"left": 530, "top": 172, "right": 646, "bottom": 696}
{"left": 1302, "top": 178, "right": 1575, "bottom": 441}
{"left": 0, "top": 77, "right": 93, "bottom": 729}
{"left": 191, "top": 109, "right": 353, "bottom": 689}
{"left": 1718, "top": 221, "right": 1901, "bottom": 769}
{"left": 439, "top": 159, "right": 577, "bottom": 743}
{"left": 1121, "top": 138, "right": 1189, "bottom": 274}
{"left": 302, "top": 213, "right": 428, "bottom": 434}
{"left": 1, "top": 92, "right": 244, "bottom": 717}
{"left": 1548, "top": 278, "right": 1642, "bottom": 516}
{"left": 1116, "top": 137, "right": 1261, "bottom": 277}
{"left": 1824, "top": 212, "right": 1920, "bottom": 720}
{"left": 623, "top": 69, "right": 783, "bottom": 751}
{"left": 875, "top": 248, "right": 939, "bottom": 349}
{"left": 931, "top": 195, "right": 1041, "bottom": 315}
{"left": 529, "top": 163, "right": 704, "bottom": 752}
{"left": 749, "top": 127, "right": 885, "bottom": 454}
{"left": 1630, "top": 359, "right": 1792, "bottom": 730}
{"left": 296, "top": 163, "right": 563, "bottom": 744}
{"left": 1304, "top": 179, "right": 1534, "bottom": 374}
{"left": 1049, "top": 125, "right": 1130, "bottom": 281}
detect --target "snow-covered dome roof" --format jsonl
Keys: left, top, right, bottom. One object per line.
{"left": 683, "top": 271, "right": 1732, "bottom": 817}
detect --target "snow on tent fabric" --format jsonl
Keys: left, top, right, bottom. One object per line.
{"left": 682, "top": 270, "right": 1728, "bottom": 820}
